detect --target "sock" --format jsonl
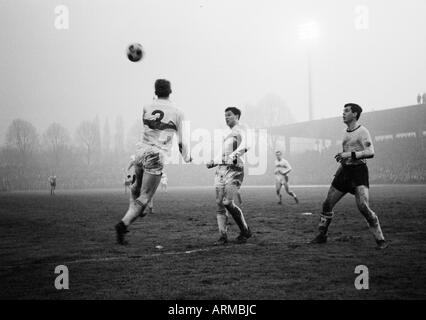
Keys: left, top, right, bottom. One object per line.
{"left": 318, "top": 212, "right": 334, "bottom": 235}
{"left": 365, "top": 212, "right": 385, "bottom": 242}
{"left": 225, "top": 203, "right": 249, "bottom": 234}
{"left": 122, "top": 200, "right": 146, "bottom": 225}
{"left": 135, "top": 199, "right": 148, "bottom": 218}
{"left": 116, "top": 221, "right": 128, "bottom": 232}
{"left": 217, "top": 214, "right": 228, "bottom": 237}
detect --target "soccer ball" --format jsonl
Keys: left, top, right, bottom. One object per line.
{"left": 126, "top": 43, "right": 144, "bottom": 62}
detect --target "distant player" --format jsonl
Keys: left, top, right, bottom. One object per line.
{"left": 274, "top": 151, "right": 298, "bottom": 205}
{"left": 115, "top": 79, "right": 192, "bottom": 245}
{"left": 48, "top": 175, "right": 56, "bottom": 195}
{"left": 160, "top": 172, "right": 168, "bottom": 191}
{"left": 206, "top": 107, "right": 251, "bottom": 245}
{"left": 2, "top": 177, "right": 11, "bottom": 192}
{"left": 310, "top": 103, "right": 387, "bottom": 249}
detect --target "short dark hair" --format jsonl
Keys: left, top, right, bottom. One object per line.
{"left": 225, "top": 107, "right": 241, "bottom": 119}
{"left": 345, "top": 103, "right": 363, "bottom": 120}
{"left": 155, "top": 79, "right": 172, "bottom": 98}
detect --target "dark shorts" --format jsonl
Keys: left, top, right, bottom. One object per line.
{"left": 332, "top": 164, "right": 369, "bottom": 195}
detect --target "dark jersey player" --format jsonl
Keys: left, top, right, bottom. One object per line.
{"left": 311, "top": 103, "right": 387, "bottom": 250}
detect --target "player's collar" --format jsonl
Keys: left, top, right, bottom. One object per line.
{"left": 346, "top": 124, "right": 361, "bottom": 133}
{"left": 154, "top": 98, "right": 171, "bottom": 104}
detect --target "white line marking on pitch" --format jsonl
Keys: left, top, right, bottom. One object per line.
{"left": 65, "top": 243, "right": 256, "bottom": 265}
{"left": 0, "top": 241, "right": 308, "bottom": 269}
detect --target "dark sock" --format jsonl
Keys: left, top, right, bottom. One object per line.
{"left": 116, "top": 221, "right": 128, "bottom": 231}
{"left": 318, "top": 212, "right": 333, "bottom": 235}
{"left": 225, "top": 204, "right": 249, "bottom": 234}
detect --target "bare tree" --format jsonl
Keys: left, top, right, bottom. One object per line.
{"left": 103, "top": 117, "right": 111, "bottom": 155}
{"left": 244, "top": 93, "right": 294, "bottom": 129}
{"left": 75, "top": 121, "right": 98, "bottom": 166}
{"left": 5, "top": 119, "right": 39, "bottom": 166}
{"left": 114, "top": 116, "right": 125, "bottom": 156}
{"left": 43, "top": 123, "right": 70, "bottom": 167}
{"left": 126, "top": 120, "right": 143, "bottom": 154}
{"left": 92, "top": 115, "right": 102, "bottom": 163}
{"left": 244, "top": 94, "right": 294, "bottom": 155}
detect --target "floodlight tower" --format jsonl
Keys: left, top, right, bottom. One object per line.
{"left": 298, "top": 21, "right": 319, "bottom": 121}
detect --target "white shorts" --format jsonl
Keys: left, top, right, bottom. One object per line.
{"left": 275, "top": 173, "right": 289, "bottom": 185}
{"left": 134, "top": 147, "right": 164, "bottom": 176}
{"left": 214, "top": 165, "right": 244, "bottom": 189}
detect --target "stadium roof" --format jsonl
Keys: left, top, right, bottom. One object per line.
{"left": 269, "top": 104, "right": 426, "bottom": 139}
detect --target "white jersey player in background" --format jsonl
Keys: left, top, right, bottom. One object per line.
{"left": 207, "top": 107, "right": 251, "bottom": 245}
{"left": 160, "top": 172, "right": 168, "bottom": 191}
{"left": 115, "top": 79, "right": 192, "bottom": 245}
{"left": 274, "top": 151, "right": 299, "bottom": 205}
{"left": 48, "top": 175, "right": 57, "bottom": 196}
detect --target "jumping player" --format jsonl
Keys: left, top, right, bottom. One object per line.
{"left": 310, "top": 103, "right": 387, "bottom": 249}
{"left": 115, "top": 79, "right": 192, "bottom": 245}
{"left": 207, "top": 107, "right": 251, "bottom": 245}
{"left": 274, "top": 151, "right": 299, "bottom": 204}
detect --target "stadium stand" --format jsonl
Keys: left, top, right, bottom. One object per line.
{"left": 0, "top": 104, "right": 425, "bottom": 190}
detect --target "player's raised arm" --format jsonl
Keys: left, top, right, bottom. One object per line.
{"left": 176, "top": 111, "right": 192, "bottom": 163}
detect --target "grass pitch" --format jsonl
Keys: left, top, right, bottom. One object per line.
{"left": 1, "top": 185, "right": 425, "bottom": 299}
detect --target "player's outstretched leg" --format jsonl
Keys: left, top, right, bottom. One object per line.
{"left": 224, "top": 201, "right": 251, "bottom": 243}
{"left": 284, "top": 183, "right": 298, "bottom": 204}
{"left": 355, "top": 186, "right": 387, "bottom": 249}
{"left": 115, "top": 169, "right": 161, "bottom": 245}
{"left": 311, "top": 186, "right": 345, "bottom": 244}
{"left": 116, "top": 193, "right": 142, "bottom": 245}
{"left": 223, "top": 185, "right": 251, "bottom": 244}
{"left": 215, "top": 188, "right": 228, "bottom": 245}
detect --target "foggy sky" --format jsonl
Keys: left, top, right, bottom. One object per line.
{"left": 1, "top": 0, "right": 426, "bottom": 144}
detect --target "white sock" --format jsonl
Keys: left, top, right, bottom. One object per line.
{"left": 217, "top": 214, "right": 228, "bottom": 236}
